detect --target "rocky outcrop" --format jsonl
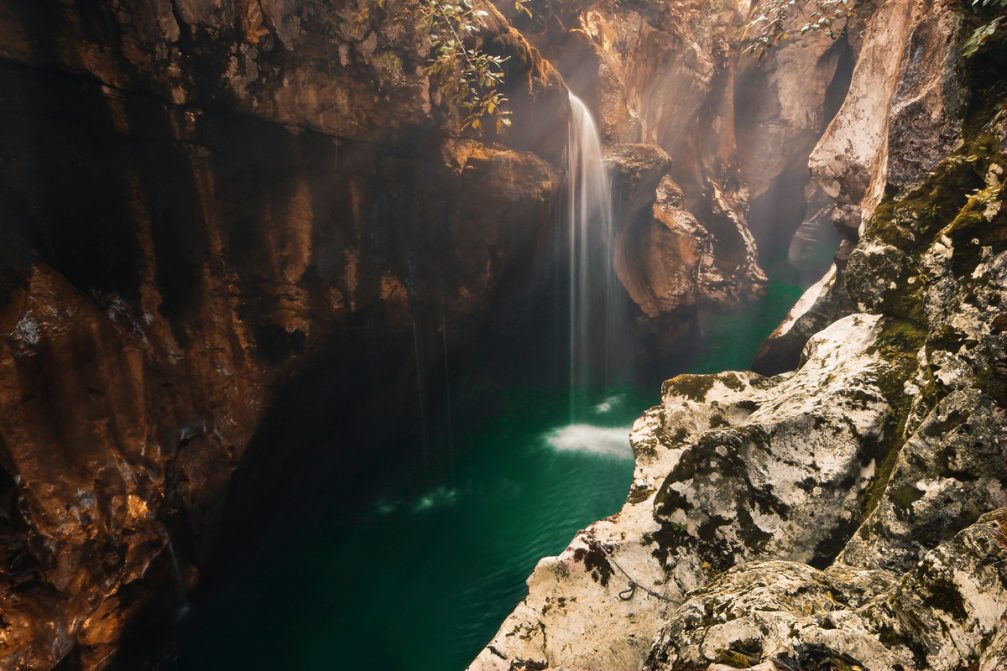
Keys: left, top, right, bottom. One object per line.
{"left": 648, "top": 510, "right": 1007, "bottom": 670}
{"left": 470, "top": 312, "right": 906, "bottom": 671}
{"left": 0, "top": 1, "right": 566, "bottom": 667}
{"left": 471, "top": 1, "right": 1007, "bottom": 669}
{"left": 810, "top": 0, "right": 966, "bottom": 233}
{"left": 606, "top": 145, "right": 761, "bottom": 318}
{"left": 510, "top": 0, "right": 772, "bottom": 313}
{"left": 0, "top": 0, "right": 567, "bottom": 148}
{"left": 613, "top": 174, "right": 714, "bottom": 317}
{"left": 752, "top": 265, "right": 856, "bottom": 375}
{"left": 756, "top": 0, "right": 971, "bottom": 370}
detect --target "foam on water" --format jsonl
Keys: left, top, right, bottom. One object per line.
{"left": 374, "top": 500, "right": 399, "bottom": 515}
{"left": 412, "top": 486, "right": 459, "bottom": 513}
{"left": 592, "top": 393, "right": 626, "bottom": 415}
{"left": 545, "top": 424, "right": 633, "bottom": 459}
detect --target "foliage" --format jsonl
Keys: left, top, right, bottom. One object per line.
{"left": 418, "top": 0, "right": 532, "bottom": 131}
{"left": 742, "top": 0, "right": 855, "bottom": 57}
{"left": 743, "top": 0, "right": 1006, "bottom": 60}
{"left": 963, "top": 0, "right": 1007, "bottom": 58}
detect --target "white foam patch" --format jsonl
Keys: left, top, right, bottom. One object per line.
{"left": 592, "top": 393, "right": 626, "bottom": 415}
{"left": 412, "top": 486, "right": 459, "bottom": 513}
{"left": 545, "top": 424, "right": 633, "bottom": 459}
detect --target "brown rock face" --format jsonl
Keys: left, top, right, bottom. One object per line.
{"left": 510, "top": 0, "right": 860, "bottom": 323}
{"left": 0, "top": 1, "right": 564, "bottom": 667}
{"left": 604, "top": 154, "right": 714, "bottom": 318}
{"left": 512, "top": 1, "right": 769, "bottom": 311}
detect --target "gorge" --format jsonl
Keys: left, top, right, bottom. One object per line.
{"left": 0, "top": 1, "right": 1005, "bottom": 670}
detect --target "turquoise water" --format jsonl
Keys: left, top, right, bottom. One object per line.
{"left": 159, "top": 388, "right": 646, "bottom": 671}
{"left": 153, "top": 260, "right": 811, "bottom": 671}
{"left": 691, "top": 278, "right": 806, "bottom": 373}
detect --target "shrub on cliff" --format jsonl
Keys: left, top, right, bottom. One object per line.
{"left": 963, "top": 0, "right": 1007, "bottom": 57}
{"left": 742, "top": 0, "right": 855, "bottom": 56}
{"left": 365, "top": 0, "right": 532, "bottom": 130}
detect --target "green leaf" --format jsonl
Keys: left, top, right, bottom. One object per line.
{"left": 962, "top": 16, "right": 1004, "bottom": 57}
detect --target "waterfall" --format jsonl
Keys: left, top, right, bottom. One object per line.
{"left": 565, "top": 92, "right": 626, "bottom": 420}
{"left": 411, "top": 319, "right": 431, "bottom": 482}
{"left": 440, "top": 313, "right": 456, "bottom": 486}
{"left": 164, "top": 535, "right": 191, "bottom": 618}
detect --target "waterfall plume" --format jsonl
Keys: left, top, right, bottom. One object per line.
{"left": 565, "top": 92, "right": 628, "bottom": 419}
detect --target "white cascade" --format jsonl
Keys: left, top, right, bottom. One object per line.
{"left": 565, "top": 92, "right": 627, "bottom": 420}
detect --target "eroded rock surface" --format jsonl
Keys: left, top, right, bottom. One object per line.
{"left": 606, "top": 147, "right": 753, "bottom": 317}
{"left": 513, "top": 0, "right": 772, "bottom": 310}
{"left": 0, "top": 1, "right": 564, "bottom": 667}
{"left": 648, "top": 510, "right": 1007, "bottom": 671}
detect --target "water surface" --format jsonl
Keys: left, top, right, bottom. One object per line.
{"left": 161, "top": 388, "right": 645, "bottom": 671}
{"left": 154, "top": 258, "right": 812, "bottom": 671}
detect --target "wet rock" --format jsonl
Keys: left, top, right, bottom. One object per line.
{"left": 521, "top": 0, "right": 770, "bottom": 307}
{"left": 610, "top": 171, "right": 714, "bottom": 317}
{"left": 606, "top": 143, "right": 674, "bottom": 224}
{"left": 752, "top": 264, "right": 856, "bottom": 376}
{"left": 604, "top": 142, "right": 770, "bottom": 321}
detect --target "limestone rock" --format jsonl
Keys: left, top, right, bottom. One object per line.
{"left": 752, "top": 265, "right": 856, "bottom": 375}
{"left": 810, "top": 0, "right": 966, "bottom": 233}
{"left": 469, "top": 313, "right": 905, "bottom": 671}
{"left": 647, "top": 510, "right": 1007, "bottom": 671}
{"left": 841, "top": 388, "right": 1007, "bottom": 574}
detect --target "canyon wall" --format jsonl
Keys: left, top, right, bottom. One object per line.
{"left": 0, "top": 0, "right": 977, "bottom": 668}
{"left": 471, "top": 0, "right": 1007, "bottom": 669}
{"left": 0, "top": 1, "right": 569, "bottom": 667}
{"left": 502, "top": 0, "right": 857, "bottom": 360}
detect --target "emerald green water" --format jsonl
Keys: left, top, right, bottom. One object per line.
{"left": 150, "top": 262, "right": 811, "bottom": 671}
{"left": 158, "top": 389, "right": 647, "bottom": 671}
{"left": 691, "top": 277, "right": 806, "bottom": 374}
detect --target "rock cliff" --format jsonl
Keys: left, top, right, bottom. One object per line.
{"left": 501, "top": 0, "right": 862, "bottom": 358}
{"left": 471, "top": 1, "right": 1007, "bottom": 669}
{"left": 3, "top": 0, "right": 1002, "bottom": 668}
{"left": 0, "top": 1, "right": 567, "bottom": 667}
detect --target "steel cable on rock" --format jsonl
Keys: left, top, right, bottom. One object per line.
{"left": 588, "top": 539, "right": 676, "bottom": 603}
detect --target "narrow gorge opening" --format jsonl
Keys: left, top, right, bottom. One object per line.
{"left": 116, "top": 79, "right": 847, "bottom": 671}
{"left": 6, "top": 2, "right": 1005, "bottom": 671}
